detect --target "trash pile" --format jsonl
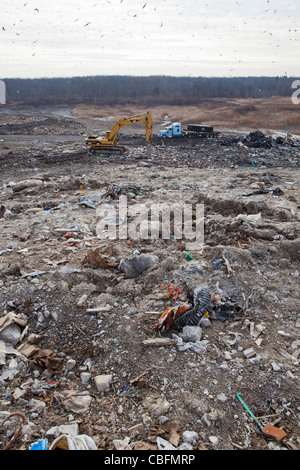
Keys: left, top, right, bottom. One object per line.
{"left": 219, "top": 130, "right": 300, "bottom": 150}
{"left": 242, "top": 131, "right": 274, "bottom": 149}
{"left": 0, "top": 110, "right": 300, "bottom": 451}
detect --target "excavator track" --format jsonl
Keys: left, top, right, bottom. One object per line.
{"left": 87, "top": 145, "right": 126, "bottom": 154}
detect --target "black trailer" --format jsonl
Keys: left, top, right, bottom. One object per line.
{"left": 184, "top": 124, "right": 220, "bottom": 138}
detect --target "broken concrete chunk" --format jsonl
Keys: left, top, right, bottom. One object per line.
{"left": 143, "top": 396, "right": 171, "bottom": 418}
{"left": 0, "top": 312, "right": 28, "bottom": 346}
{"left": 46, "top": 423, "right": 80, "bottom": 438}
{"left": 0, "top": 340, "right": 9, "bottom": 365}
{"left": 94, "top": 374, "right": 113, "bottom": 392}
{"left": 64, "top": 395, "right": 92, "bottom": 414}
{"left": 113, "top": 437, "right": 132, "bottom": 450}
{"left": 1, "top": 357, "right": 18, "bottom": 381}
{"left": 243, "top": 347, "right": 256, "bottom": 358}
{"left": 179, "top": 326, "right": 203, "bottom": 343}
{"left": 182, "top": 430, "right": 198, "bottom": 445}
{"left": 0, "top": 323, "right": 22, "bottom": 346}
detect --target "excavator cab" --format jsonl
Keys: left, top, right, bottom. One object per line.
{"left": 85, "top": 111, "right": 153, "bottom": 153}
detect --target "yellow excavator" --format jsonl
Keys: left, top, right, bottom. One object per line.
{"left": 85, "top": 111, "right": 153, "bottom": 153}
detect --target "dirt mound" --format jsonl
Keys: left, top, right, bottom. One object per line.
{"left": 72, "top": 97, "right": 300, "bottom": 135}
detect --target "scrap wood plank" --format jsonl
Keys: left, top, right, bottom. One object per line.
{"left": 142, "top": 337, "right": 175, "bottom": 347}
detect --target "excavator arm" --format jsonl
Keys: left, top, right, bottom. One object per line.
{"left": 86, "top": 111, "right": 153, "bottom": 153}
{"left": 106, "top": 112, "right": 153, "bottom": 143}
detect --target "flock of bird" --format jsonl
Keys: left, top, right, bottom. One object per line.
{"left": 1, "top": 0, "right": 299, "bottom": 76}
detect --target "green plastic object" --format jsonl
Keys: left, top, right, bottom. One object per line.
{"left": 236, "top": 393, "right": 263, "bottom": 429}
{"left": 183, "top": 251, "right": 193, "bottom": 261}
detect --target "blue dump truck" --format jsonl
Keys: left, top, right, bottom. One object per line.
{"left": 160, "top": 122, "right": 218, "bottom": 138}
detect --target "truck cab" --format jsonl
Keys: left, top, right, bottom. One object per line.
{"left": 160, "top": 122, "right": 182, "bottom": 138}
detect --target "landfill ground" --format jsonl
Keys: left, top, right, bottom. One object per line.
{"left": 0, "top": 106, "right": 299, "bottom": 451}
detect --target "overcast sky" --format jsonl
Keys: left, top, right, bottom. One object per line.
{"left": 1, "top": 0, "right": 299, "bottom": 78}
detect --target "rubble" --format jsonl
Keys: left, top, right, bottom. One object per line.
{"left": 243, "top": 130, "right": 274, "bottom": 149}
{"left": 0, "top": 108, "right": 299, "bottom": 451}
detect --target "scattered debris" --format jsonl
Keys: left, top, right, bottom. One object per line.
{"left": 78, "top": 199, "right": 96, "bottom": 209}
{"left": 155, "top": 305, "right": 189, "bottom": 331}
{"left": 48, "top": 434, "right": 98, "bottom": 450}
{"left": 242, "top": 187, "right": 284, "bottom": 197}
{"left": 173, "top": 287, "right": 211, "bottom": 330}
{"left": 236, "top": 393, "right": 287, "bottom": 443}
{"left": 119, "top": 254, "right": 159, "bottom": 278}
{"left": 243, "top": 130, "right": 274, "bottom": 149}
{"left": 82, "top": 246, "right": 119, "bottom": 268}
{"left": 0, "top": 108, "right": 299, "bottom": 450}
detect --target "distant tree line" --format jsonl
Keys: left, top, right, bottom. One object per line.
{"left": 2, "top": 75, "right": 298, "bottom": 106}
